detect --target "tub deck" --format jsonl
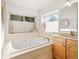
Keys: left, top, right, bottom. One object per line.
{"left": 8, "top": 39, "right": 53, "bottom": 58}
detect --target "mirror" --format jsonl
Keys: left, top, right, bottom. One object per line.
{"left": 59, "top": 2, "right": 78, "bottom": 34}
{"left": 60, "top": 18, "right": 70, "bottom": 28}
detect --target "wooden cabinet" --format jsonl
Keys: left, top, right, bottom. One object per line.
{"left": 67, "top": 40, "right": 78, "bottom": 59}
{"left": 52, "top": 35, "right": 78, "bottom": 59}
{"left": 52, "top": 36, "right": 66, "bottom": 59}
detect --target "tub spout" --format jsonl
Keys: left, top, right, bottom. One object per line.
{"left": 44, "top": 37, "right": 50, "bottom": 41}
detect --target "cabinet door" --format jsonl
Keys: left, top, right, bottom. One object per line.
{"left": 67, "top": 40, "right": 78, "bottom": 59}
{"left": 69, "top": 47, "right": 78, "bottom": 59}
{"left": 52, "top": 36, "right": 66, "bottom": 59}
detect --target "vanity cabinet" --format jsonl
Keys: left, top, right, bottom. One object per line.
{"left": 52, "top": 35, "right": 78, "bottom": 59}
{"left": 67, "top": 40, "right": 78, "bottom": 59}
{"left": 52, "top": 36, "right": 66, "bottom": 59}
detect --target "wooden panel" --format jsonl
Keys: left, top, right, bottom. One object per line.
{"left": 52, "top": 36, "right": 66, "bottom": 59}
{"left": 53, "top": 36, "right": 65, "bottom": 45}
{"left": 52, "top": 43, "right": 65, "bottom": 59}
{"left": 69, "top": 47, "right": 78, "bottom": 59}
{"left": 67, "top": 47, "right": 78, "bottom": 59}
{"left": 67, "top": 40, "right": 78, "bottom": 47}
{"left": 53, "top": 36, "right": 78, "bottom": 59}
{"left": 10, "top": 45, "right": 53, "bottom": 59}
{"left": 67, "top": 40, "right": 78, "bottom": 59}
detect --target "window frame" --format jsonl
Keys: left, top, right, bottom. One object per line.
{"left": 41, "top": 10, "right": 59, "bottom": 34}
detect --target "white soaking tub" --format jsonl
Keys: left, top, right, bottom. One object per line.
{"left": 8, "top": 37, "right": 53, "bottom": 58}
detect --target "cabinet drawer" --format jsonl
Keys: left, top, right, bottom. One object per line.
{"left": 67, "top": 40, "right": 78, "bottom": 48}
{"left": 53, "top": 36, "right": 65, "bottom": 44}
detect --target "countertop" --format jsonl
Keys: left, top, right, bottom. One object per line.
{"left": 53, "top": 34, "right": 78, "bottom": 40}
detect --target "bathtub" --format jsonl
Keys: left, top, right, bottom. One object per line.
{"left": 8, "top": 37, "right": 53, "bottom": 58}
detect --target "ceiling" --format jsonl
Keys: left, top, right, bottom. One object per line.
{"left": 6, "top": 0, "right": 77, "bottom": 11}
{"left": 7, "top": 0, "right": 65, "bottom": 11}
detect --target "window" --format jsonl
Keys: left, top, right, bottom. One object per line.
{"left": 46, "top": 15, "right": 58, "bottom": 22}
{"left": 41, "top": 10, "right": 59, "bottom": 33}
{"left": 10, "top": 14, "right": 35, "bottom": 22}
{"left": 10, "top": 15, "right": 23, "bottom": 21}
{"left": 25, "top": 16, "right": 35, "bottom": 22}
